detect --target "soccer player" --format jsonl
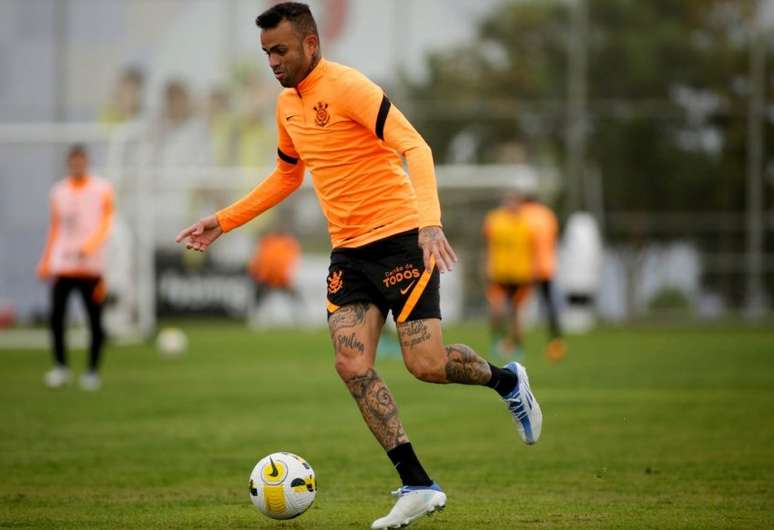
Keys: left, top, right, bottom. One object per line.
{"left": 483, "top": 191, "right": 534, "bottom": 359}
{"left": 247, "top": 229, "right": 303, "bottom": 325}
{"left": 176, "top": 4, "right": 542, "bottom": 528}
{"left": 520, "top": 195, "right": 566, "bottom": 361}
{"left": 37, "top": 145, "right": 114, "bottom": 391}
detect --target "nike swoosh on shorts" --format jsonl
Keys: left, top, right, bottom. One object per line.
{"left": 400, "top": 281, "right": 416, "bottom": 295}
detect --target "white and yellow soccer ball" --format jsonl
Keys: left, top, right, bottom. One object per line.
{"left": 249, "top": 452, "right": 317, "bottom": 520}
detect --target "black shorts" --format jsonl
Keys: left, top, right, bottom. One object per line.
{"left": 487, "top": 281, "right": 530, "bottom": 307}
{"left": 326, "top": 229, "right": 441, "bottom": 323}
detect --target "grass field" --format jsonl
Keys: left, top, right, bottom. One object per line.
{"left": 1, "top": 322, "right": 773, "bottom": 529}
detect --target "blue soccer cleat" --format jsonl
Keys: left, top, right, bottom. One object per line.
{"left": 502, "top": 361, "right": 542, "bottom": 444}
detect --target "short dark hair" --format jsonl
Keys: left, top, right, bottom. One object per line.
{"left": 255, "top": 2, "right": 318, "bottom": 38}
{"left": 68, "top": 144, "right": 87, "bottom": 158}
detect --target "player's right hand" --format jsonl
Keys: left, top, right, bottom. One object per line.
{"left": 418, "top": 225, "right": 457, "bottom": 273}
{"left": 176, "top": 214, "right": 223, "bottom": 252}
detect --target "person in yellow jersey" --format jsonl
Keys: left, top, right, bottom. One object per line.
{"left": 483, "top": 191, "right": 534, "bottom": 359}
{"left": 520, "top": 194, "right": 566, "bottom": 362}
{"left": 175, "top": 4, "right": 542, "bottom": 528}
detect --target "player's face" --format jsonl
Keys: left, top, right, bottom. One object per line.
{"left": 68, "top": 153, "right": 88, "bottom": 178}
{"left": 261, "top": 20, "right": 317, "bottom": 88}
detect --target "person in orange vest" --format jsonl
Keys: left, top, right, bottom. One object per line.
{"left": 37, "top": 145, "right": 114, "bottom": 390}
{"left": 247, "top": 229, "right": 302, "bottom": 323}
{"left": 520, "top": 195, "right": 566, "bottom": 362}
{"left": 483, "top": 191, "right": 534, "bottom": 359}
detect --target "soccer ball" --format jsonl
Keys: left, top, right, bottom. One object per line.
{"left": 249, "top": 452, "right": 317, "bottom": 519}
{"left": 155, "top": 327, "right": 187, "bottom": 357}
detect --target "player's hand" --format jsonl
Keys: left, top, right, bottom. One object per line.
{"left": 418, "top": 226, "right": 457, "bottom": 273}
{"left": 176, "top": 214, "right": 223, "bottom": 252}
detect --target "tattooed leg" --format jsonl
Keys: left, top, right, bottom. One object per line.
{"left": 396, "top": 319, "right": 446, "bottom": 383}
{"left": 397, "top": 318, "right": 493, "bottom": 385}
{"left": 328, "top": 302, "right": 370, "bottom": 334}
{"left": 444, "top": 343, "right": 492, "bottom": 385}
{"left": 344, "top": 369, "right": 408, "bottom": 451}
{"left": 328, "top": 303, "right": 409, "bottom": 451}
{"left": 328, "top": 303, "right": 381, "bottom": 376}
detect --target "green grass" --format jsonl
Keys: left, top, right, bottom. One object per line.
{"left": 1, "top": 322, "right": 773, "bottom": 529}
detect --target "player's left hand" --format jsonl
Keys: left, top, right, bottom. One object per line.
{"left": 418, "top": 226, "right": 457, "bottom": 273}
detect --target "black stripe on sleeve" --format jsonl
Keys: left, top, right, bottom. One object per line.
{"left": 277, "top": 148, "right": 298, "bottom": 165}
{"left": 375, "top": 95, "right": 391, "bottom": 140}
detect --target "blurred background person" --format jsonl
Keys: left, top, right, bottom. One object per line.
{"left": 149, "top": 79, "right": 212, "bottom": 250}
{"left": 520, "top": 194, "right": 566, "bottom": 361}
{"left": 483, "top": 190, "right": 533, "bottom": 359}
{"left": 185, "top": 87, "right": 238, "bottom": 260}
{"left": 235, "top": 70, "right": 274, "bottom": 168}
{"left": 99, "top": 66, "right": 145, "bottom": 125}
{"left": 36, "top": 145, "right": 114, "bottom": 391}
{"left": 206, "top": 87, "right": 238, "bottom": 166}
{"left": 151, "top": 79, "right": 211, "bottom": 168}
{"left": 246, "top": 228, "right": 303, "bottom": 328}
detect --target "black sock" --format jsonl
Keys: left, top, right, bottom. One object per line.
{"left": 486, "top": 363, "right": 518, "bottom": 397}
{"left": 387, "top": 442, "right": 433, "bottom": 487}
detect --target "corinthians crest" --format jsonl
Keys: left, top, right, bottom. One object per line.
{"left": 327, "top": 270, "right": 343, "bottom": 294}
{"left": 313, "top": 101, "right": 330, "bottom": 127}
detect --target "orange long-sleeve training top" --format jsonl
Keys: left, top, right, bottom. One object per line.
{"left": 216, "top": 59, "right": 441, "bottom": 248}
